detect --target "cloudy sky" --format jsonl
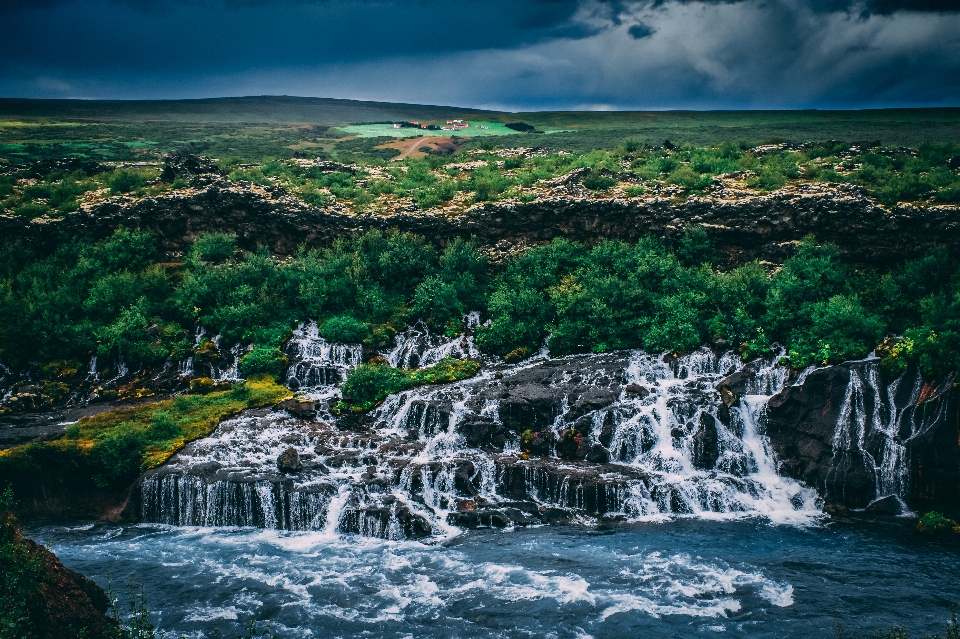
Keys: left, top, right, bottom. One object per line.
{"left": 3, "top": 0, "right": 959, "bottom": 110}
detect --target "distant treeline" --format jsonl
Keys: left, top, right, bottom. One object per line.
{"left": 2, "top": 227, "right": 959, "bottom": 384}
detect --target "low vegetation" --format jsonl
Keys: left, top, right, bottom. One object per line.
{"left": 336, "top": 357, "right": 481, "bottom": 411}
{"left": 4, "top": 225, "right": 960, "bottom": 412}
{"left": 3, "top": 135, "right": 959, "bottom": 222}
{"left": 0, "top": 162, "right": 166, "bottom": 219}
{"left": 209, "top": 141, "right": 960, "bottom": 214}
{"left": 917, "top": 511, "right": 960, "bottom": 535}
{"left": 0, "top": 376, "right": 290, "bottom": 498}
{"left": 0, "top": 487, "right": 45, "bottom": 639}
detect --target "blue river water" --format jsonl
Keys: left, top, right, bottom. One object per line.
{"left": 29, "top": 518, "right": 960, "bottom": 639}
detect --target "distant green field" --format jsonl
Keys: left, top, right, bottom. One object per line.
{"left": 0, "top": 96, "right": 958, "bottom": 164}
{"left": 339, "top": 121, "right": 522, "bottom": 138}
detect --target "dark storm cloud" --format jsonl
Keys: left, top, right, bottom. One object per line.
{"left": 627, "top": 22, "right": 656, "bottom": 37}
{"left": 1, "top": 0, "right": 958, "bottom": 109}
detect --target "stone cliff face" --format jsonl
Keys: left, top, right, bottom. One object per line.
{"left": 3, "top": 175, "right": 959, "bottom": 267}
{"left": 762, "top": 362, "right": 959, "bottom": 511}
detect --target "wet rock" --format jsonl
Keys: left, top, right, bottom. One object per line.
{"left": 396, "top": 506, "right": 433, "bottom": 538}
{"left": 625, "top": 384, "right": 649, "bottom": 398}
{"left": 691, "top": 412, "right": 720, "bottom": 470}
{"left": 454, "top": 461, "right": 479, "bottom": 496}
{"left": 276, "top": 447, "right": 302, "bottom": 473}
{"left": 447, "top": 509, "right": 511, "bottom": 528}
{"left": 566, "top": 388, "right": 617, "bottom": 420}
{"left": 864, "top": 495, "right": 905, "bottom": 516}
{"left": 716, "top": 364, "right": 757, "bottom": 407}
{"left": 458, "top": 416, "right": 510, "bottom": 450}
{"left": 521, "top": 429, "right": 555, "bottom": 457}
{"left": 766, "top": 364, "right": 877, "bottom": 507}
{"left": 555, "top": 427, "right": 585, "bottom": 460}
{"left": 278, "top": 397, "right": 317, "bottom": 418}
{"left": 586, "top": 443, "right": 610, "bottom": 463}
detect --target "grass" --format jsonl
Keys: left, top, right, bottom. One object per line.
{"left": 0, "top": 376, "right": 291, "bottom": 498}
{"left": 338, "top": 121, "right": 522, "bottom": 138}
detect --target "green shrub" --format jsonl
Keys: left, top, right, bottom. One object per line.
{"left": 188, "top": 232, "right": 237, "bottom": 264}
{"left": 13, "top": 202, "right": 49, "bottom": 218}
{"left": 582, "top": 169, "right": 617, "bottom": 191}
{"left": 238, "top": 345, "right": 289, "bottom": 379}
{"left": 320, "top": 315, "right": 369, "bottom": 343}
{"left": 339, "top": 357, "right": 480, "bottom": 409}
{"left": 917, "top": 511, "right": 960, "bottom": 534}
{"left": 108, "top": 169, "right": 147, "bottom": 194}
{"left": 340, "top": 362, "right": 410, "bottom": 405}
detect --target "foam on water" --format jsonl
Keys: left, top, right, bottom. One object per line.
{"left": 140, "top": 327, "right": 827, "bottom": 537}
{"left": 36, "top": 523, "right": 811, "bottom": 638}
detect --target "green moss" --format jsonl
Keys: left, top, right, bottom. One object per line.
{"left": 0, "top": 376, "right": 291, "bottom": 493}
{"left": 917, "top": 511, "right": 960, "bottom": 535}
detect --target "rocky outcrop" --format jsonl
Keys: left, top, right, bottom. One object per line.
{"left": 765, "top": 361, "right": 960, "bottom": 511}
{"left": 29, "top": 537, "right": 117, "bottom": 639}
{"left": 1, "top": 512, "right": 116, "bottom": 639}
{"left": 2, "top": 175, "right": 959, "bottom": 268}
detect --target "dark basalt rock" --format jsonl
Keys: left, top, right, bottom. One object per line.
{"left": 625, "top": 383, "right": 649, "bottom": 398}
{"left": 278, "top": 397, "right": 317, "bottom": 418}
{"left": 716, "top": 361, "right": 759, "bottom": 407}
{"left": 691, "top": 412, "right": 720, "bottom": 470}
{"left": 159, "top": 152, "right": 223, "bottom": 182}
{"left": 864, "top": 494, "right": 905, "bottom": 516}
{"left": 765, "top": 362, "right": 960, "bottom": 511}
{"left": 765, "top": 364, "right": 876, "bottom": 506}
{"left": 277, "top": 447, "right": 302, "bottom": 473}
{"left": 4, "top": 172, "right": 959, "bottom": 269}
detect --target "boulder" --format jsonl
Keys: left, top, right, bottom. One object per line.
{"left": 277, "top": 447, "right": 302, "bottom": 473}
{"left": 864, "top": 495, "right": 905, "bottom": 516}
{"left": 278, "top": 397, "right": 317, "bottom": 418}
{"left": 691, "top": 412, "right": 720, "bottom": 470}
{"left": 625, "top": 384, "right": 649, "bottom": 398}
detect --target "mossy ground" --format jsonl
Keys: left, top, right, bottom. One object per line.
{"left": 0, "top": 376, "right": 291, "bottom": 503}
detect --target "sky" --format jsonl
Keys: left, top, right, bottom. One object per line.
{"left": 2, "top": 0, "right": 960, "bottom": 111}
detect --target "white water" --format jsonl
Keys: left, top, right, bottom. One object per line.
{"left": 823, "top": 362, "right": 954, "bottom": 509}
{"left": 141, "top": 320, "right": 826, "bottom": 537}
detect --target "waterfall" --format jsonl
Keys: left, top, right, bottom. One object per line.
{"left": 284, "top": 321, "right": 364, "bottom": 394}
{"left": 141, "top": 330, "right": 827, "bottom": 537}
{"left": 821, "top": 361, "right": 954, "bottom": 510}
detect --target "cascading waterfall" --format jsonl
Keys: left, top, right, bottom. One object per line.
{"left": 284, "top": 321, "right": 364, "bottom": 394}
{"left": 140, "top": 321, "right": 827, "bottom": 537}
{"left": 824, "top": 359, "right": 954, "bottom": 509}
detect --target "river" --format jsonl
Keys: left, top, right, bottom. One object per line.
{"left": 29, "top": 517, "right": 960, "bottom": 638}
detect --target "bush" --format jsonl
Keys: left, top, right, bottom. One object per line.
{"left": 582, "top": 169, "right": 617, "bottom": 191}
{"left": 340, "top": 362, "right": 410, "bottom": 405}
{"left": 188, "top": 232, "right": 236, "bottom": 264}
{"left": 108, "top": 169, "right": 147, "bottom": 194}
{"left": 0, "top": 487, "right": 45, "bottom": 639}
{"left": 917, "top": 511, "right": 960, "bottom": 534}
{"left": 339, "top": 357, "right": 480, "bottom": 409}
{"left": 238, "top": 345, "right": 289, "bottom": 379}
{"left": 320, "top": 315, "right": 369, "bottom": 343}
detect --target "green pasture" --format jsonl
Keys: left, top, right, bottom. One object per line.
{"left": 338, "top": 121, "right": 522, "bottom": 138}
